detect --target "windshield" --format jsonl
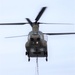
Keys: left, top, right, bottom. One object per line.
{"left": 28, "top": 31, "right": 44, "bottom": 40}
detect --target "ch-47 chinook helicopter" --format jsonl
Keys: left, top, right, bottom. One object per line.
{"left": 0, "top": 7, "right": 75, "bottom": 61}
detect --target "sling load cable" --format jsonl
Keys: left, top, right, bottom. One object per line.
{"left": 36, "top": 57, "right": 39, "bottom": 75}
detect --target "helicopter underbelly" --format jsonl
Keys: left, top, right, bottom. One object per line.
{"left": 25, "top": 40, "right": 48, "bottom": 57}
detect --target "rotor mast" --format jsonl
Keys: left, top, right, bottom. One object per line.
{"left": 26, "top": 7, "right": 47, "bottom": 33}
{"left": 32, "top": 24, "right": 39, "bottom": 33}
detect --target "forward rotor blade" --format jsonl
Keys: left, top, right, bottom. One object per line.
{"left": 5, "top": 35, "right": 28, "bottom": 38}
{"left": 35, "top": 7, "right": 47, "bottom": 22}
{"left": 44, "top": 32, "right": 75, "bottom": 35}
{"left": 26, "top": 18, "right": 33, "bottom": 27}
{"left": 38, "top": 22, "right": 74, "bottom": 25}
{"left": 0, "top": 22, "right": 28, "bottom": 25}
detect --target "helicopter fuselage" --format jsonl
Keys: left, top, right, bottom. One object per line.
{"left": 25, "top": 24, "right": 48, "bottom": 61}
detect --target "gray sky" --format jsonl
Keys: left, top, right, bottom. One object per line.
{"left": 0, "top": 0, "right": 75, "bottom": 75}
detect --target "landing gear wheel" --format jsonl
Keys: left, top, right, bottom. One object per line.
{"left": 46, "top": 57, "right": 48, "bottom": 61}
{"left": 28, "top": 57, "right": 30, "bottom": 62}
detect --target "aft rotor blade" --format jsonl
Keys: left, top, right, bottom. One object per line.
{"left": 44, "top": 32, "right": 75, "bottom": 35}
{"left": 0, "top": 22, "right": 28, "bottom": 25}
{"left": 5, "top": 35, "right": 28, "bottom": 38}
{"left": 35, "top": 7, "right": 47, "bottom": 22}
{"left": 26, "top": 18, "right": 33, "bottom": 27}
{"left": 38, "top": 22, "right": 74, "bottom": 25}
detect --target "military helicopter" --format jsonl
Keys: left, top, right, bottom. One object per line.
{"left": 0, "top": 7, "right": 75, "bottom": 61}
